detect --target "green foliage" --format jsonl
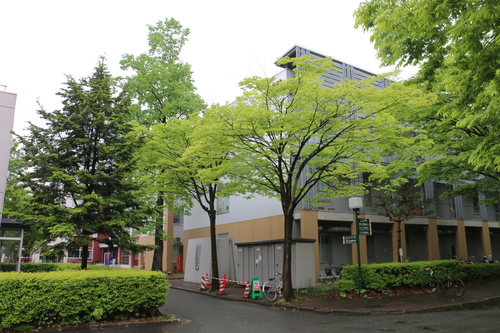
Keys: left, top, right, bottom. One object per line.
{"left": 355, "top": 0, "right": 500, "bottom": 203}
{"left": 120, "top": 17, "right": 205, "bottom": 125}
{"left": 0, "top": 270, "right": 168, "bottom": 330}
{"left": 12, "top": 57, "right": 150, "bottom": 269}
{"left": 336, "top": 260, "right": 481, "bottom": 292}
{"left": 120, "top": 17, "right": 206, "bottom": 271}
{"left": 0, "top": 263, "right": 112, "bottom": 272}
{"left": 207, "top": 55, "right": 433, "bottom": 301}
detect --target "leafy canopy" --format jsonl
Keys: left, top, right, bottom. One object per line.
{"left": 355, "top": 0, "right": 500, "bottom": 203}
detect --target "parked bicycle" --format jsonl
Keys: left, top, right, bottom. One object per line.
{"left": 321, "top": 263, "right": 343, "bottom": 283}
{"left": 421, "top": 267, "right": 466, "bottom": 297}
{"left": 262, "top": 271, "right": 283, "bottom": 301}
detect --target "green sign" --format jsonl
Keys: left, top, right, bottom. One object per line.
{"left": 343, "top": 235, "right": 358, "bottom": 245}
{"left": 358, "top": 218, "right": 372, "bottom": 236}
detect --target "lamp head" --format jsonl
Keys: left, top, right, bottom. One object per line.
{"left": 348, "top": 197, "right": 363, "bottom": 211}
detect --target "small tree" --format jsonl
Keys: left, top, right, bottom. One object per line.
{"left": 210, "top": 56, "right": 430, "bottom": 301}
{"left": 140, "top": 115, "right": 236, "bottom": 290}
{"left": 2, "top": 139, "right": 43, "bottom": 258}
{"left": 368, "top": 177, "right": 432, "bottom": 262}
{"left": 14, "top": 57, "right": 149, "bottom": 269}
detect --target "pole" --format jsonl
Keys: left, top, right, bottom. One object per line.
{"left": 355, "top": 208, "right": 363, "bottom": 294}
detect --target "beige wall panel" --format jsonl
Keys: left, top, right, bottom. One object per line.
{"left": 455, "top": 220, "right": 468, "bottom": 260}
{"left": 300, "top": 210, "right": 319, "bottom": 277}
{"left": 481, "top": 221, "right": 492, "bottom": 256}
{"left": 216, "top": 215, "right": 284, "bottom": 242}
{"left": 138, "top": 235, "right": 155, "bottom": 270}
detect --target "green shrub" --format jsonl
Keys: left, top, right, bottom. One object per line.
{"left": 336, "top": 260, "right": 498, "bottom": 292}
{"left": 0, "top": 269, "right": 168, "bottom": 330}
{"left": 0, "top": 262, "right": 112, "bottom": 273}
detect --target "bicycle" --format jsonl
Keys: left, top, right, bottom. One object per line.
{"left": 421, "top": 268, "right": 466, "bottom": 297}
{"left": 322, "top": 263, "right": 343, "bottom": 283}
{"left": 262, "top": 271, "right": 283, "bottom": 301}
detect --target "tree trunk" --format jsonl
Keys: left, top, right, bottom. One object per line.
{"left": 151, "top": 195, "right": 165, "bottom": 271}
{"left": 151, "top": 220, "right": 164, "bottom": 271}
{"left": 209, "top": 210, "right": 219, "bottom": 292}
{"left": 81, "top": 244, "right": 89, "bottom": 270}
{"left": 282, "top": 211, "right": 295, "bottom": 302}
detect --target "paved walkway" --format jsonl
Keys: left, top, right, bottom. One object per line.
{"left": 168, "top": 278, "right": 500, "bottom": 315}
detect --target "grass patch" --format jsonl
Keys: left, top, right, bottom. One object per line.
{"left": 295, "top": 283, "right": 338, "bottom": 298}
{"left": 166, "top": 272, "right": 184, "bottom": 279}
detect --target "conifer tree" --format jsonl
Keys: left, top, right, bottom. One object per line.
{"left": 15, "top": 57, "right": 148, "bottom": 269}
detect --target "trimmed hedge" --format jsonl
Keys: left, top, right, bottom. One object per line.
{"left": 0, "top": 269, "right": 169, "bottom": 330}
{"left": 336, "top": 260, "right": 500, "bottom": 292}
{"left": 0, "top": 262, "right": 112, "bottom": 273}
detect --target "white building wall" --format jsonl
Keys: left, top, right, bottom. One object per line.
{"left": 0, "top": 91, "right": 16, "bottom": 220}
{"left": 183, "top": 194, "right": 283, "bottom": 230}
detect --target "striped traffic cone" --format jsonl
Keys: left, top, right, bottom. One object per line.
{"left": 205, "top": 273, "right": 211, "bottom": 289}
{"left": 218, "top": 277, "right": 226, "bottom": 295}
{"left": 223, "top": 273, "right": 228, "bottom": 288}
{"left": 243, "top": 280, "right": 250, "bottom": 299}
{"left": 199, "top": 274, "right": 208, "bottom": 291}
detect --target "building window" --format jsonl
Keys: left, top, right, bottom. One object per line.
{"left": 217, "top": 195, "right": 229, "bottom": 214}
{"left": 319, "top": 234, "right": 333, "bottom": 262}
{"left": 68, "top": 247, "right": 92, "bottom": 259}
{"left": 473, "top": 196, "right": 480, "bottom": 215}
{"left": 174, "top": 212, "right": 184, "bottom": 225}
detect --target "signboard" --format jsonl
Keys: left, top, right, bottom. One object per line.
{"left": 343, "top": 235, "right": 358, "bottom": 245}
{"left": 358, "top": 218, "right": 372, "bottom": 236}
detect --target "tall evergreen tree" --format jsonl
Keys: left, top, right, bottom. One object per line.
{"left": 14, "top": 57, "right": 149, "bottom": 269}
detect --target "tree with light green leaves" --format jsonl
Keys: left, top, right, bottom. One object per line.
{"left": 139, "top": 115, "right": 236, "bottom": 291}
{"left": 120, "top": 18, "right": 206, "bottom": 271}
{"left": 208, "top": 55, "right": 432, "bottom": 301}
{"left": 355, "top": 0, "right": 500, "bottom": 205}
{"left": 12, "top": 58, "right": 150, "bottom": 269}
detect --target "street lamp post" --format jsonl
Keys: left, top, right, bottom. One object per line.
{"left": 349, "top": 197, "right": 363, "bottom": 294}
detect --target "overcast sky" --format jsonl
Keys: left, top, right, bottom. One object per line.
{"left": 1, "top": 0, "right": 412, "bottom": 135}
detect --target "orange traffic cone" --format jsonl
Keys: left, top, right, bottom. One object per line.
{"left": 243, "top": 280, "right": 250, "bottom": 299}
{"left": 218, "top": 277, "right": 226, "bottom": 295}
{"left": 223, "top": 273, "right": 228, "bottom": 288}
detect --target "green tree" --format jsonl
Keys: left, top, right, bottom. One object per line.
{"left": 120, "top": 18, "right": 206, "bottom": 271}
{"left": 13, "top": 57, "right": 149, "bottom": 269}
{"left": 1, "top": 139, "right": 45, "bottom": 258}
{"left": 211, "top": 56, "right": 429, "bottom": 301}
{"left": 355, "top": 0, "right": 500, "bottom": 204}
{"left": 141, "top": 115, "right": 236, "bottom": 290}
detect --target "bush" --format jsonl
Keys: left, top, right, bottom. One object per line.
{"left": 336, "top": 260, "right": 500, "bottom": 292}
{"left": 0, "top": 262, "right": 112, "bottom": 273}
{"left": 0, "top": 269, "right": 168, "bottom": 330}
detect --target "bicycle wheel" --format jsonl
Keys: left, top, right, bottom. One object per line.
{"left": 448, "top": 277, "right": 466, "bottom": 297}
{"left": 422, "top": 276, "right": 439, "bottom": 294}
{"left": 262, "top": 280, "right": 278, "bottom": 301}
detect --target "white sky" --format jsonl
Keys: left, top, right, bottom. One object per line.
{"left": 1, "top": 0, "right": 413, "bottom": 135}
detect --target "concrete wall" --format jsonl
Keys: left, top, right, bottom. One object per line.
{"left": 0, "top": 91, "right": 16, "bottom": 220}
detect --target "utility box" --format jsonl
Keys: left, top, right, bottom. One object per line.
{"left": 235, "top": 238, "right": 316, "bottom": 289}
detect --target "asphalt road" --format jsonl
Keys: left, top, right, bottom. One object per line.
{"left": 159, "top": 289, "right": 500, "bottom": 333}
{"left": 45, "top": 289, "right": 500, "bottom": 332}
